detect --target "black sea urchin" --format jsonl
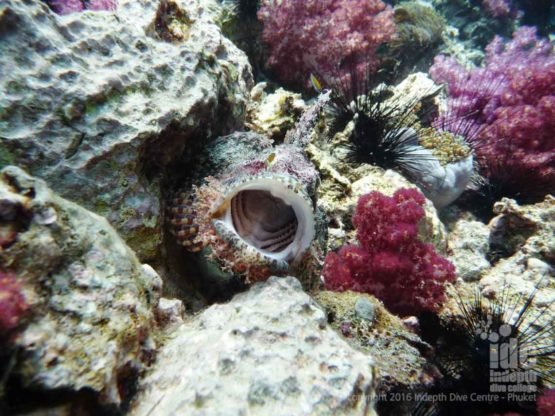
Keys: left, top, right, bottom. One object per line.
{"left": 235, "top": 0, "right": 260, "bottom": 19}
{"left": 456, "top": 136, "right": 552, "bottom": 221}
{"left": 414, "top": 286, "right": 555, "bottom": 416}
{"left": 317, "top": 66, "right": 478, "bottom": 211}
{"left": 319, "top": 67, "right": 442, "bottom": 190}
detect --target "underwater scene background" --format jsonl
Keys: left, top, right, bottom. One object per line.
{"left": 0, "top": 0, "right": 553, "bottom": 415}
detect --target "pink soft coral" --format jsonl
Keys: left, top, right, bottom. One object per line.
{"left": 257, "top": 0, "right": 396, "bottom": 89}
{"left": 87, "top": 0, "right": 118, "bottom": 11}
{"left": 482, "top": 0, "right": 514, "bottom": 18}
{"left": 537, "top": 389, "right": 555, "bottom": 416}
{"left": 322, "top": 188, "right": 455, "bottom": 316}
{"left": 45, "top": 0, "right": 117, "bottom": 15}
{"left": 429, "top": 27, "right": 555, "bottom": 200}
{"left": 0, "top": 270, "right": 28, "bottom": 335}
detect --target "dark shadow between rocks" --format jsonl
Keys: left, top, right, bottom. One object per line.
{"left": 2, "top": 378, "right": 117, "bottom": 416}
{"left": 139, "top": 122, "right": 248, "bottom": 312}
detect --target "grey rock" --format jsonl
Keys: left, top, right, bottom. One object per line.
{"left": 314, "top": 291, "right": 434, "bottom": 415}
{"left": 0, "top": 166, "right": 162, "bottom": 406}
{"left": 447, "top": 219, "right": 491, "bottom": 281}
{"left": 156, "top": 297, "right": 185, "bottom": 326}
{"left": 131, "top": 277, "right": 377, "bottom": 416}
{"left": 0, "top": 0, "right": 252, "bottom": 261}
{"left": 355, "top": 297, "right": 376, "bottom": 322}
{"left": 480, "top": 196, "right": 555, "bottom": 314}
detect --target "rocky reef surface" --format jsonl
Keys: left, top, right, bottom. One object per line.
{"left": 0, "top": 0, "right": 252, "bottom": 262}
{"left": 314, "top": 291, "right": 432, "bottom": 399}
{"left": 0, "top": 166, "right": 163, "bottom": 410}
{"left": 131, "top": 277, "right": 377, "bottom": 416}
{"left": 447, "top": 195, "right": 555, "bottom": 301}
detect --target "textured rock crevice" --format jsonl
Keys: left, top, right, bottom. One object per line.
{"left": 0, "top": 166, "right": 163, "bottom": 412}
{"left": 130, "top": 276, "right": 378, "bottom": 416}
{"left": 0, "top": 0, "right": 253, "bottom": 263}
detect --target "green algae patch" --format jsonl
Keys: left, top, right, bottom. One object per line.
{"left": 314, "top": 290, "right": 431, "bottom": 391}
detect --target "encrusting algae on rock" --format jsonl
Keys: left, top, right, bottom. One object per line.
{"left": 0, "top": 166, "right": 162, "bottom": 408}
{"left": 314, "top": 291, "right": 433, "bottom": 397}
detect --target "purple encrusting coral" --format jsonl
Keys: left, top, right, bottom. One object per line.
{"left": 0, "top": 270, "right": 28, "bottom": 335}
{"left": 45, "top": 0, "right": 117, "bottom": 15}
{"left": 429, "top": 27, "right": 555, "bottom": 199}
{"left": 87, "top": 0, "right": 118, "bottom": 11}
{"left": 322, "top": 188, "right": 456, "bottom": 316}
{"left": 482, "top": 0, "right": 515, "bottom": 18}
{"left": 257, "top": 0, "right": 396, "bottom": 89}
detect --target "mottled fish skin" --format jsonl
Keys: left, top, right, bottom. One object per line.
{"left": 167, "top": 191, "right": 203, "bottom": 252}
{"left": 166, "top": 129, "right": 324, "bottom": 284}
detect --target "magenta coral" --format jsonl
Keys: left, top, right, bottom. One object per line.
{"left": 45, "top": 0, "right": 117, "bottom": 15}
{"left": 87, "top": 0, "right": 118, "bottom": 11}
{"left": 429, "top": 27, "right": 555, "bottom": 199}
{"left": 0, "top": 270, "right": 28, "bottom": 335}
{"left": 482, "top": 0, "right": 514, "bottom": 18}
{"left": 257, "top": 0, "right": 396, "bottom": 89}
{"left": 537, "top": 389, "right": 555, "bottom": 416}
{"left": 322, "top": 188, "right": 455, "bottom": 316}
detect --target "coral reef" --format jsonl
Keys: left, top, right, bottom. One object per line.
{"left": 322, "top": 188, "right": 456, "bottom": 316}
{"left": 0, "top": 271, "right": 28, "bottom": 336}
{"left": 130, "top": 277, "right": 378, "bottom": 416}
{"left": 384, "top": 2, "right": 445, "bottom": 79}
{"left": 432, "top": 0, "right": 517, "bottom": 48}
{"left": 479, "top": 196, "right": 555, "bottom": 301}
{"left": 429, "top": 26, "right": 555, "bottom": 203}
{"left": 148, "top": 0, "right": 194, "bottom": 42}
{"left": 482, "top": 0, "right": 515, "bottom": 18}
{"left": 45, "top": 0, "right": 118, "bottom": 15}
{"left": 2, "top": 0, "right": 553, "bottom": 413}
{"left": 393, "top": 2, "right": 445, "bottom": 53}
{"left": 257, "top": 0, "right": 396, "bottom": 89}
{"left": 0, "top": 166, "right": 162, "bottom": 409}
{"left": 217, "top": 0, "right": 265, "bottom": 81}
{"left": 417, "top": 285, "right": 554, "bottom": 415}
{"left": 447, "top": 219, "right": 491, "bottom": 281}
{"left": 443, "top": 194, "right": 554, "bottom": 336}
{"left": 305, "top": 84, "right": 449, "bottom": 254}
{"left": 0, "top": 0, "right": 252, "bottom": 262}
